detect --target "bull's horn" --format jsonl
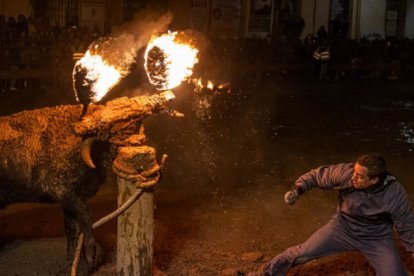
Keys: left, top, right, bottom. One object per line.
{"left": 80, "top": 137, "right": 98, "bottom": 169}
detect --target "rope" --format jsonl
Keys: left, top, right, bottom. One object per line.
{"left": 70, "top": 154, "right": 167, "bottom": 275}
{"left": 71, "top": 188, "right": 144, "bottom": 276}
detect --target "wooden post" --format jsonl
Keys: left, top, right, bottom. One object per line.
{"left": 117, "top": 179, "right": 154, "bottom": 275}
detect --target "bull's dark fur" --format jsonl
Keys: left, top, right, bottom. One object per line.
{"left": 0, "top": 104, "right": 110, "bottom": 272}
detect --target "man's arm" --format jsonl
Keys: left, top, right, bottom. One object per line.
{"left": 284, "top": 163, "right": 354, "bottom": 205}
{"left": 390, "top": 183, "right": 414, "bottom": 256}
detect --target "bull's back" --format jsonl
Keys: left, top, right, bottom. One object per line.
{"left": 0, "top": 105, "right": 86, "bottom": 203}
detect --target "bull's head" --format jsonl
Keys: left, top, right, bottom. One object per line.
{"left": 73, "top": 90, "right": 182, "bottom": 171}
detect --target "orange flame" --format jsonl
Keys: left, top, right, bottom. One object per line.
{"left": 73, "top": 50, "right": 122, "bottom": 102}
{"left": 144, "top": 31, "right": 199, "bottom": 91}
{"left": 191, "top": 77, "right": 231, "bottom": 94}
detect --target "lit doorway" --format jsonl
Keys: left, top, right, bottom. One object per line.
{"left": 329, "top": 0, "right": 351, "bottom": 38}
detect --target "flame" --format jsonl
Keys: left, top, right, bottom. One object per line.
{"left": 144, "top": 31, "right": 199, "bottom": 91}
{"left": 191, "top": 77, "right": 231, "bottom": 94}
{"left": 73, "top": 50, "right": 122, "bottom": 103}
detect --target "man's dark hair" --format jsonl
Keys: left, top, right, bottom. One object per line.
{"left": 357, "top": 153, "right": 387, "bottom": 179}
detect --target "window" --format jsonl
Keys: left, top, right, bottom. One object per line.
{"left": 385, "top": 0, "right": 406, "bottom": 37}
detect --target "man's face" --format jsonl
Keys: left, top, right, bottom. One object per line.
{"left": 352, "top": 163, "right": 379, "bottom": 189}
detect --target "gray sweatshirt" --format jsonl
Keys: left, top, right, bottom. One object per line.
{"left": 295, "top": 163, "right": 414, "bottom": 255}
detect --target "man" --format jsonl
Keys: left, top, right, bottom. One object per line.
{"left": 312, "top": 40, "right": 330, "bottom": 80}
{"left": 250, "top": 153, "right": 414, "bottom": 276}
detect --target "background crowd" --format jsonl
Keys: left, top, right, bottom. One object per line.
{"left": 0, "top": 14, "right": 103, "bottom": 91}
{"left": 239, "top": 29, "right": 414, "bottom": 81}
{"left": 1, "top": 13, "right": 414, "bottom": 92}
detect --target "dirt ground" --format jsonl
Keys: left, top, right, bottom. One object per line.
{"left": 1, "top": 75, "right": 414, "bottom": 275}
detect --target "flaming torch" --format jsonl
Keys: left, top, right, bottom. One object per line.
{"left": 73, "top": 50, "right": 123, "bottom": 116}
{"left": 73, "top": 50, "right": 122, "bottom": 104}
{"left": 72, "top": 37, "right": 136, "bottom": 117}
{"left": 144, "top": 31, "right": 199, "bottom": 91}
{"left": 191, "top": 77, "right": 231, "bottom": 94}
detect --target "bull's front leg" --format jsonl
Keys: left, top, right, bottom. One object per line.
{"left": 63, "top": 208, "right": 81, "bottom": 271}
{"left": 61, "top": 194, "right": 101, "bottom": 273}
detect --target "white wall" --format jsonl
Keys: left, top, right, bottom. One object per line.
{"left": 359, "top": 0, "right": 386, "bottom": 38}
{"left": 301, "top": 0, "right": 331, "bottom": 38}
{"left": 406, "top": 0, "right": 414, "bottom": 38}
{"left": 349, "top": 0, "right": 358, "bottom": 39}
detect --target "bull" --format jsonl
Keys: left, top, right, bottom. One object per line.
{"left": 0, "top": 91, "right": 178, "bottom": 273}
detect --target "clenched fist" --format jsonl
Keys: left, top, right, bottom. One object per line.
{"left": 284, "top": 189, "right": 300, "bottom": 205}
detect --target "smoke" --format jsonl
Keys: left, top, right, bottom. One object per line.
{"left": 88, "top": 10, "right": 173, "bottom": 76}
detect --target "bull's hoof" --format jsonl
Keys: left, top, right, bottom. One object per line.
{"left": 87, "top": 243, "right": 103, "bottom": 273}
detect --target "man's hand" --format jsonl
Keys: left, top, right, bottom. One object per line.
{"left": 284, "top": 189, "right": 300, "bottom": 205}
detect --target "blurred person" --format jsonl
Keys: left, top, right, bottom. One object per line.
{"left": 386, "top": 39, "right": 401, "bottom": 80}
{"left": 17, "top": 14, "right": 28, "bottom": 38}
{"left": 27, "top": 17, "right": 38, "bottom": 38}
{"left": 7, "top": 16, "right": 17, "bottom": 38}
{"left": 103, "top": 21, "right": 112, "bottom": 35}
{"left": 91, "top": 25, "right": 102, "bottom": 40}
{"left": 282, "top": 13, "right": 305, "bottom": 40}
{"left": 316, "top": 25, "right": 328, "bottom": 41}
{"left": 71, "top": 37, "right": 86, "bottom": 65}
{"left": 67, "top": 15, "right": 79, "bottom": 29}
{"left": 303, "top": 34, "right": 316, "bottom": 58}
{"left": 248, "top": 153, "right": 414, "bottom": 276}
{"left": 38, "top": 17, "right": 52, "bottom": 39}
{"left": 312, "top": 40, "right": 330, "bottom": 80}
{"left": 0, "top": 14, "right": 7, "bottom": 38}
{"left": 330, "top": 14, "right": 345, "bottom": 39}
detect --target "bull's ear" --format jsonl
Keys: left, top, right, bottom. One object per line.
{"left": 80, "top": 137, "right": 98, "bottom": 169}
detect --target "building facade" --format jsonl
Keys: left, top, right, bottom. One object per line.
{"left": 301, "top": 0, "right": 414, "bottom": 39}
{"left": 1, "top": 0, "right": 413, "bottom": 39}
{"left": 169, "top": 0, "right": 414, "bottom": 39}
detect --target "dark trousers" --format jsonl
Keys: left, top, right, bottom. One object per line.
{"left": 255, "top": 220, "right": 406, "bottom": 276}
